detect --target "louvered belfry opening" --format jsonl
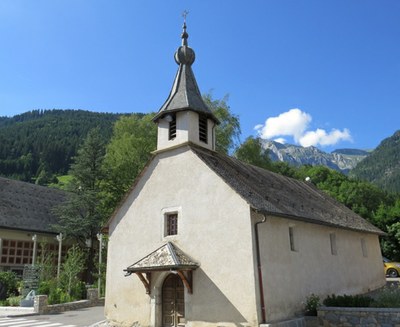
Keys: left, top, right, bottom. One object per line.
{"left": 169, "top": 115, "right": 177, "bottom": 140}
{"left": 199, "top": 115, "right": 208, "bottom": 143}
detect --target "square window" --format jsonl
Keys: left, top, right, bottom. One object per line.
{"left": 166, "top": 213, "right": 178, "bottom": 236}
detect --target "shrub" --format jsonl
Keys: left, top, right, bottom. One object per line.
{"left": 372, "top": 285, "right": 400, "bottom": 308}
{"left": 0, "top": 272, "right": 18, "bottom": 300}
{"left": 7, "top": 295, "right": 22, "bottom": 306}
{"left": 323, "top": 294, "right": 373, "bottom": 307}
{"left": 37, "top": 280, "right": 52, "bottom": 296}
{"left": 36, "top": 245, "right": 88, "bottom": 305}
{"left": 59, "top": 245, "right": 86, "bottom": 297}
{"left": 304, "top": 293, "right": 320, "bottom": 316}
{"left": 0, "top": 299, "right": 9, "bottom": 306}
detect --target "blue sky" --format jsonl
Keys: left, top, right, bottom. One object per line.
{"left": 0, "top": 1, "right": 399, "bottom": 152}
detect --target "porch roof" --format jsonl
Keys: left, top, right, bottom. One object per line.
{"left": 124, "top": 242, "right": 199, "bottom": 273}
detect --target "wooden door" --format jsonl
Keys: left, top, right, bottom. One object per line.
{"left": 162, "top": 274, "right": 185, "bottom": 327}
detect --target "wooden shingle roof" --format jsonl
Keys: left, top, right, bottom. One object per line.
{"left": 0, "top": 177, "right": 67, "bottom": 234}
{"left": 191, "top": 145, "right": 383, "bottom": 235}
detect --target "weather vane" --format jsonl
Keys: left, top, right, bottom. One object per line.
{"left": 182, "top": 10, "right": 189, "bottom": 23}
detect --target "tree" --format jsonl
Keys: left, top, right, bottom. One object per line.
{"left": 374, "top": 199, "right": 400, "bottom": 260}
{"left": 60, "top": 245, "right": 86, "bottom": 298}
{"left": 54, "top": 127, "right": 106, "bottom": 283}
{"left": 234, "top": 136, "right": 273, "bottom": 170}
{"left": 203, "top": 93, "right": 241, "bottom": 154}
{"left": 101, "top": 114, "right": 157, "bottom": 214}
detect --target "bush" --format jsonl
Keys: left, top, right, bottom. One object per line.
{"left": 372, "top": 285, "right": 400, "bottom": 308}
{"left": 323, "top": 294, "right": 374, "bottom": 307}
{"left": 304, "top": 293, "right": 320, "bottom": 316}
{"left": 37, "top": 280, "right": 53, "bottom": 296}
{"left": 7, "top": 295, "right": 22, "bottom": 306}
{"left": 38, "top": 278, "right": 86, "bottom": 304}
{"left": 0, "top": 272, "right": 18, "bottom": 300}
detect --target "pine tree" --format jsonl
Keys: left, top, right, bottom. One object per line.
{"left": 53, "top": 127, "right": 106, "bottom": 283}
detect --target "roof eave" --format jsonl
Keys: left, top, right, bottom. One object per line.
{"left": 124, "top": 264, "right": 199, "bottom": 273}
{"left": 252, "top": 207, "right": 386, "bottom": 236}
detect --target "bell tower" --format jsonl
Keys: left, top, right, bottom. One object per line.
{"left": 153, "top": 19, "right": 219, "bottom": 151}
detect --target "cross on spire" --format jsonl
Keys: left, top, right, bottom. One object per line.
{"left": 182, "top": 10, "right": 189, "bottom": 23}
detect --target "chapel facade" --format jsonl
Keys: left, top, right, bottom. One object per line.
{"left": 104, "top": 21, "right": 385, "bottom": 327}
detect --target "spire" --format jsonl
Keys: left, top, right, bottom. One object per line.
{"left": 153, "top": 16, "right": 219, "bottom": 124}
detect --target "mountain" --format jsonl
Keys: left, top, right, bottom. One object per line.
{"left": 263, "top": 140, "right": 369, "bottom": 174}
{"left": 0, "top": 109, "right": 124, "bottom": 182}
{"left": 350, "top": 130, "right": 400, "bottom": 193}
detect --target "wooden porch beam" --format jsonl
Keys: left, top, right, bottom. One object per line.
{"left": 177, "top": 270, "right": 193, "bottom": 294}
{"left": 135, "top": 272, "right": 151, "bottom": 294}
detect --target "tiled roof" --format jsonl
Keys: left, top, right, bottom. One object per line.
{"left": 0, "top": 177, "right": 67, "bottom": 234}
{"left": 125, "top": 242, "right": 199, "bottom": 272}
{"left": 191, "top": 145, "right": 384, "bottom": 235}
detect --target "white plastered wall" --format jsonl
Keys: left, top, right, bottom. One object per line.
{"left": 252, "top": 212, "right": 385, "bottom": 322}
{"left": 105, "top": 146, "right": 259, "bottom": 327}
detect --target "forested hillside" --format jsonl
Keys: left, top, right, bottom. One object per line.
{"left": 0, "top": 109, "right": 124, "bottom": 183}
{"left": 350, "top": 130, "right": 400, "bottom": 194}
{"left": 3, "top": 103, "right": 400, "bottom": 262}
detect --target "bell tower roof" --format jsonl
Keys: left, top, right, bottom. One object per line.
{"left": 153, "top": 19, "right": 219, "bottom": 124}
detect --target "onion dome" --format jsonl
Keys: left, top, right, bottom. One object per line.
{"left": 153, "top": 21, "right": 219, "bottom": 124}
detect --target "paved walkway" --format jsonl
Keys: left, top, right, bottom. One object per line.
{"left": 0, "top": 306, "right": 105, "bottom": 327}
{"left": 0, "top": 306, "right": 35, "bottom": 317}
{"left": 0, "top": 316, "right": 77, "bottom": 326}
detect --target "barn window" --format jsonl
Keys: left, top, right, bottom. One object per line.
{"left": 330, "top": 233, "right": 337, "bottom": 255}
{"left": 165, "top": 213, "right": 178, "bottom": 236}
{"left": 199, "top": 115, "right": 208, "bottom": 143}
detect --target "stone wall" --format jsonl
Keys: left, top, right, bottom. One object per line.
{"left": 34, "top": 288, "right": 104, "bottom": 315}
{"left": 318, "top": 306, "right": 400, "bottom": 326}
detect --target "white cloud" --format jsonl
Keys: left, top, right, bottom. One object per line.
{"left": 255, "top": 108, "right": 352, "bottom": 148}
{"left": 256, "top": 108, "right": 311, "bottom": 143}
{"left": 299, "top": 128, "right": 352, "bottom": 147}
{"left": 274, "top": 138, "right": 286, "bottom": 144}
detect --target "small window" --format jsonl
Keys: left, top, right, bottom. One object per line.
{"left": 168, "top": 115, "right": 177, "bottom": 140}
{"left": 199, "top": 115, "right": 208, "bottom": 143}
{"left": 289, "top": 226, "right": 297, "bottom": 252}
{"left": 166, "top": 213, "right": 178, "bottom": 236}
{"left": 361, "top": 238, "right": 368, "bottom": 257}
{"left": 330, "top": 233, "right": 337, "bottom": 255}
